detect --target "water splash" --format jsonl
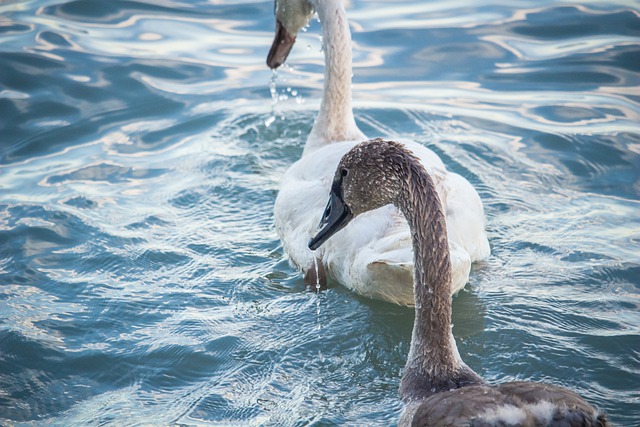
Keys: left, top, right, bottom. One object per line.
{"left": 266, "top": 68, "right": 305, "bottom": 126}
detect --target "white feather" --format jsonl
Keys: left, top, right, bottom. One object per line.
{"left": 477, "top": 404, "right": 528, "bottom": 425}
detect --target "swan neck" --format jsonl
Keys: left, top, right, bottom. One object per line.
{"left": 398, "top": 160, "right": 462, "bottom": 397}
{"left": 306, "top": 0, "right": 363, "bottom": 150}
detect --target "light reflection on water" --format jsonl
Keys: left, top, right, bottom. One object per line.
{"left": 0, "top": 0, "right": 639, "bottom": 425}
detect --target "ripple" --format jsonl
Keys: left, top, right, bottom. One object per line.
{"left": 485, "top": 33, "right": 638, "bottom": 62}
{"left": 45, "top": 162, "right": 166, "bottom": 184}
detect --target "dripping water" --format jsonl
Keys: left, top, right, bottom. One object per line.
{"left": 312, "top": 255, "right": 322, "bottom": 292}
{"left": 312, "top": 253, "right": 322, "bottom": 330}
{"left": 265, "top": 69, "right": 278, "bottom": 127}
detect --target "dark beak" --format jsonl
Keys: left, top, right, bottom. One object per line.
{"left": 267, "top": 19, "right": 296, "bottom": 69}
{"left": 308, "top": 189, "right": 353, "bottom": 250}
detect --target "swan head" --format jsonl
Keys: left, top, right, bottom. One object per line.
{"left": 267, "top": 0, "right": 314, "bottom": 69}
{"left": 309, "top": 139, "right": 406, "bottom": 250}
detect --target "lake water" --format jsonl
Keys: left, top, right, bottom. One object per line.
{"left": 1, "top": 0, "right": 639, "bottom": 425}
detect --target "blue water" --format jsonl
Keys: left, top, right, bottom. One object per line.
{"left": 1, "top": 0, "right": 639, "bottom": 425}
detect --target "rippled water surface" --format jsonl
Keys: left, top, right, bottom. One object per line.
{"left": 1, "top": 0, "right": 639, "bottom": 425}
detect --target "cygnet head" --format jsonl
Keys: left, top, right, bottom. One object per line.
{"left": 267, "top": 0, "right": 314, "bottom": 68}
{"left": 309, "top": 139, "right": 408, "bottom": 250}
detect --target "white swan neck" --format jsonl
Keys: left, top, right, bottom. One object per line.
{"left": 305, "top": 0, "right": 364, "bottom": 153}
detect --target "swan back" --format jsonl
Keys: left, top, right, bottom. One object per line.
{"left": 403, "top": 382, "right": 607, "bottom": 426}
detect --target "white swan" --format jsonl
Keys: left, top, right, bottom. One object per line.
{"left": 268, "top": 0, "right": 490, "bottom": 305}
{"left": 309, "top": 139, "right": 608, "bottom": 426}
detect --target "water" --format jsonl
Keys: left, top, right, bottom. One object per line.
{"left": 1, "top": 0, "right": 639, "bottom": 425}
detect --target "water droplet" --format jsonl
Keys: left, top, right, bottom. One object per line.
{"left": 264, "top": 115, "right": 275, "bottom": 127}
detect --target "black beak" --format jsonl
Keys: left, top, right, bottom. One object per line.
{"left": 267, "top": 19, "right": 296, "bottom": 69}
{"left": 308, "top": 188, "right": 353, "bottom": 250}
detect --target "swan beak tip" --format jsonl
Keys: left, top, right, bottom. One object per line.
{"left": 267, "top": 19, "right": 296, "bottom": 69}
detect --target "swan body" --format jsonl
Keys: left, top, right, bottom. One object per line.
{"left": 308, "top": 139, "right": 608, "bottom": 427}
{"left": 269, "top": 0, "right": 490, "bottom": 305}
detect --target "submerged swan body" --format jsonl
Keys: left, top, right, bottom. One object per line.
{"left": 308, "top": 139, "right": 608, "bottom": 426}
{"left": 269, "top": 0, "right": 490, "bottom": 305}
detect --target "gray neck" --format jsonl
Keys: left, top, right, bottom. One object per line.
{"left": 397, "top": 158, "right": 482, "bottom": 401}
{"left": 305, "top": 0, "right": 364, "bottom": 152}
